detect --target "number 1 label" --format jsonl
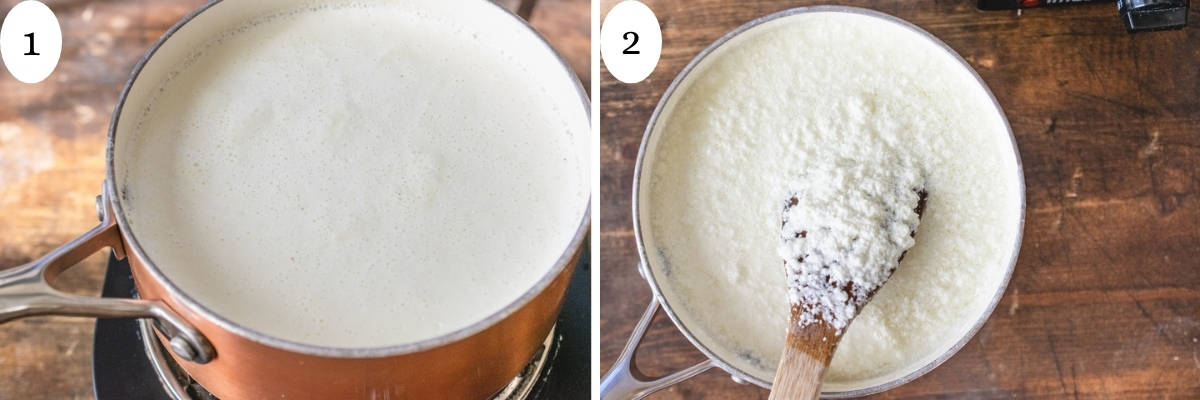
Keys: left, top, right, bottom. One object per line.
{"left": 23, "top": 32, "right": 39, "bottom": 55}
{"left": 1, "top": 1, "right": 61, "bottom": 83}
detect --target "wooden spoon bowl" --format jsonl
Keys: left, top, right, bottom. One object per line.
{"left": 769, "top": 191, "right": 926, "bottom": 400}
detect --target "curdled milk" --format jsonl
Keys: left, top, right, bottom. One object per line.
{"left": 119, "top": 1, "right": 588, "bottom": 348}
{"left": 780, "top": 155, "right": 925, "bottom": 332}
{"left": 640, "top": 12, "right": 1022, "bottom": 389}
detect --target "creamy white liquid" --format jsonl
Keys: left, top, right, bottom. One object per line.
{"left": 640, "top": 12, "right": 1021, "bottom": 390}
{"left": 119, "top": 1, "right": 588, "bottom": 348}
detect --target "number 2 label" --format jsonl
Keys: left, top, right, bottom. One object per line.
{"left": 600, "top": 1, "right": 661, "bottom": 84}
{"left": 622, "top": 32, "right": 640, "bottom": 54}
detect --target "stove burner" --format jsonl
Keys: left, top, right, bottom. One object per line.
{"left": 137, "top": 319, "right": 558, "bottom": 400}
{"left": 93, "top": 251, "right": 590, "bottom": 399}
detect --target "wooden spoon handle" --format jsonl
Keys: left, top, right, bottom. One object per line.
{"left": 769, "top": 307, "right": 840, "bottom": 400}
{"left": 769, "top": 347, "right": 828, "bottom": 400}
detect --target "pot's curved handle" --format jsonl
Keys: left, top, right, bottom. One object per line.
{"left": 0, "top": 186, "right": 214, "bottom": 364}
{"left": 600, "top": 297, "right": 714, "bottom": 400}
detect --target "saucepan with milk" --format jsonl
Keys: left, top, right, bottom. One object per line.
{"left": 601, "top": 6, "right": 1025, "bottom": 399}
{"left": 0, "top": 0, "right": 589, "bottom": 398}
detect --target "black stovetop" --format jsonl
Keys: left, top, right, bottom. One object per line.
{"left": 91, "top": 248, "right": 590, "bottom": 399}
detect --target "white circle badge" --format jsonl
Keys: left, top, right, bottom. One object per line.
{"left": 600, "top": 0, "right": 661, "bottom": 84}
{"left": 1, "top": 0, "right": 62, "bottom": 84}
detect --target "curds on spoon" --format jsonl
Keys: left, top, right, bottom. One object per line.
{"left": 768, "top": 181, "right": 927, "bottom": 400}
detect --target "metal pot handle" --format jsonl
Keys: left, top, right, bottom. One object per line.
{"left": 600, "top": 297, "right": 714, "bottom": 400}
{"left": 0, "top": 185, "right": 214, "bottom": 364}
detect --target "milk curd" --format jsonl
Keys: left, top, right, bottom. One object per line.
{"left": 639, "top": 12, "right": 1022, "bottom": 389}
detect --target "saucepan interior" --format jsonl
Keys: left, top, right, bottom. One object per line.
{"left": 106, "top": 0, "right": 591, "bottom": 358}
{"left": 631, "top": 6, "right": 1025, "bottom": 397}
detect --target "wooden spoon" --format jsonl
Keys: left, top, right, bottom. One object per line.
{"left": 768, "top": 191, "right": 926, "bottom": 400}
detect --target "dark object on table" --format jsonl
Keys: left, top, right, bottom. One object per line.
{"left": 977, "top": 0, "right": 1105, "bottom": 10}
{"left": 1118, "top": 0, "right": 1188, "bottom": 31}
{"left": 977, "top": 0, "right": 1187, "bottom": 33}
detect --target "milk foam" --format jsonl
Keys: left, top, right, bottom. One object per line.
{"left": 121, "top": 1, "right": 587, "bottom": 348}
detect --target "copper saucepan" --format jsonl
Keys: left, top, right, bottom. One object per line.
{"left": 0, "top": 0, "right": 590, "bottom": 398}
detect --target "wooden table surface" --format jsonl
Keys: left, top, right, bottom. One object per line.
{"left": 599, "top": 1, "right": 1200, "bottom": 399}
{"left": 0, "top": 1, "right": 587, "bottom": 398}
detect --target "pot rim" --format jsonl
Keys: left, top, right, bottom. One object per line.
{"left": 629, "top": 5, "right": 1026, "bottom": 397}
{"left": 103, "top": 0, "right": 592, "bottom": 359}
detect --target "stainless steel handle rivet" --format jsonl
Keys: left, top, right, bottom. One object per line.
{"left": 170, "top": 336, "right": 197, "bottom": 362}
{"left": 95, "top": 194, "right": 104, "bottom": 221}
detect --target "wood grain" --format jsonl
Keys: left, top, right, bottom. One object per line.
{"left": 0, "top": 1, "right": 588, "bottom": 399}
{"left": 769, "top": 308, "right": 839, "bottom": 400}
{"left": 599, "top": 1, "right": 1200, "bottom": 399}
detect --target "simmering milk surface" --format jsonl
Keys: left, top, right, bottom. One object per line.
{"left": 641, "top": 13, "right": 1021, "bottom": 388}
{"left": 120, "top": 2, "right": 587, "bottom": 348}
